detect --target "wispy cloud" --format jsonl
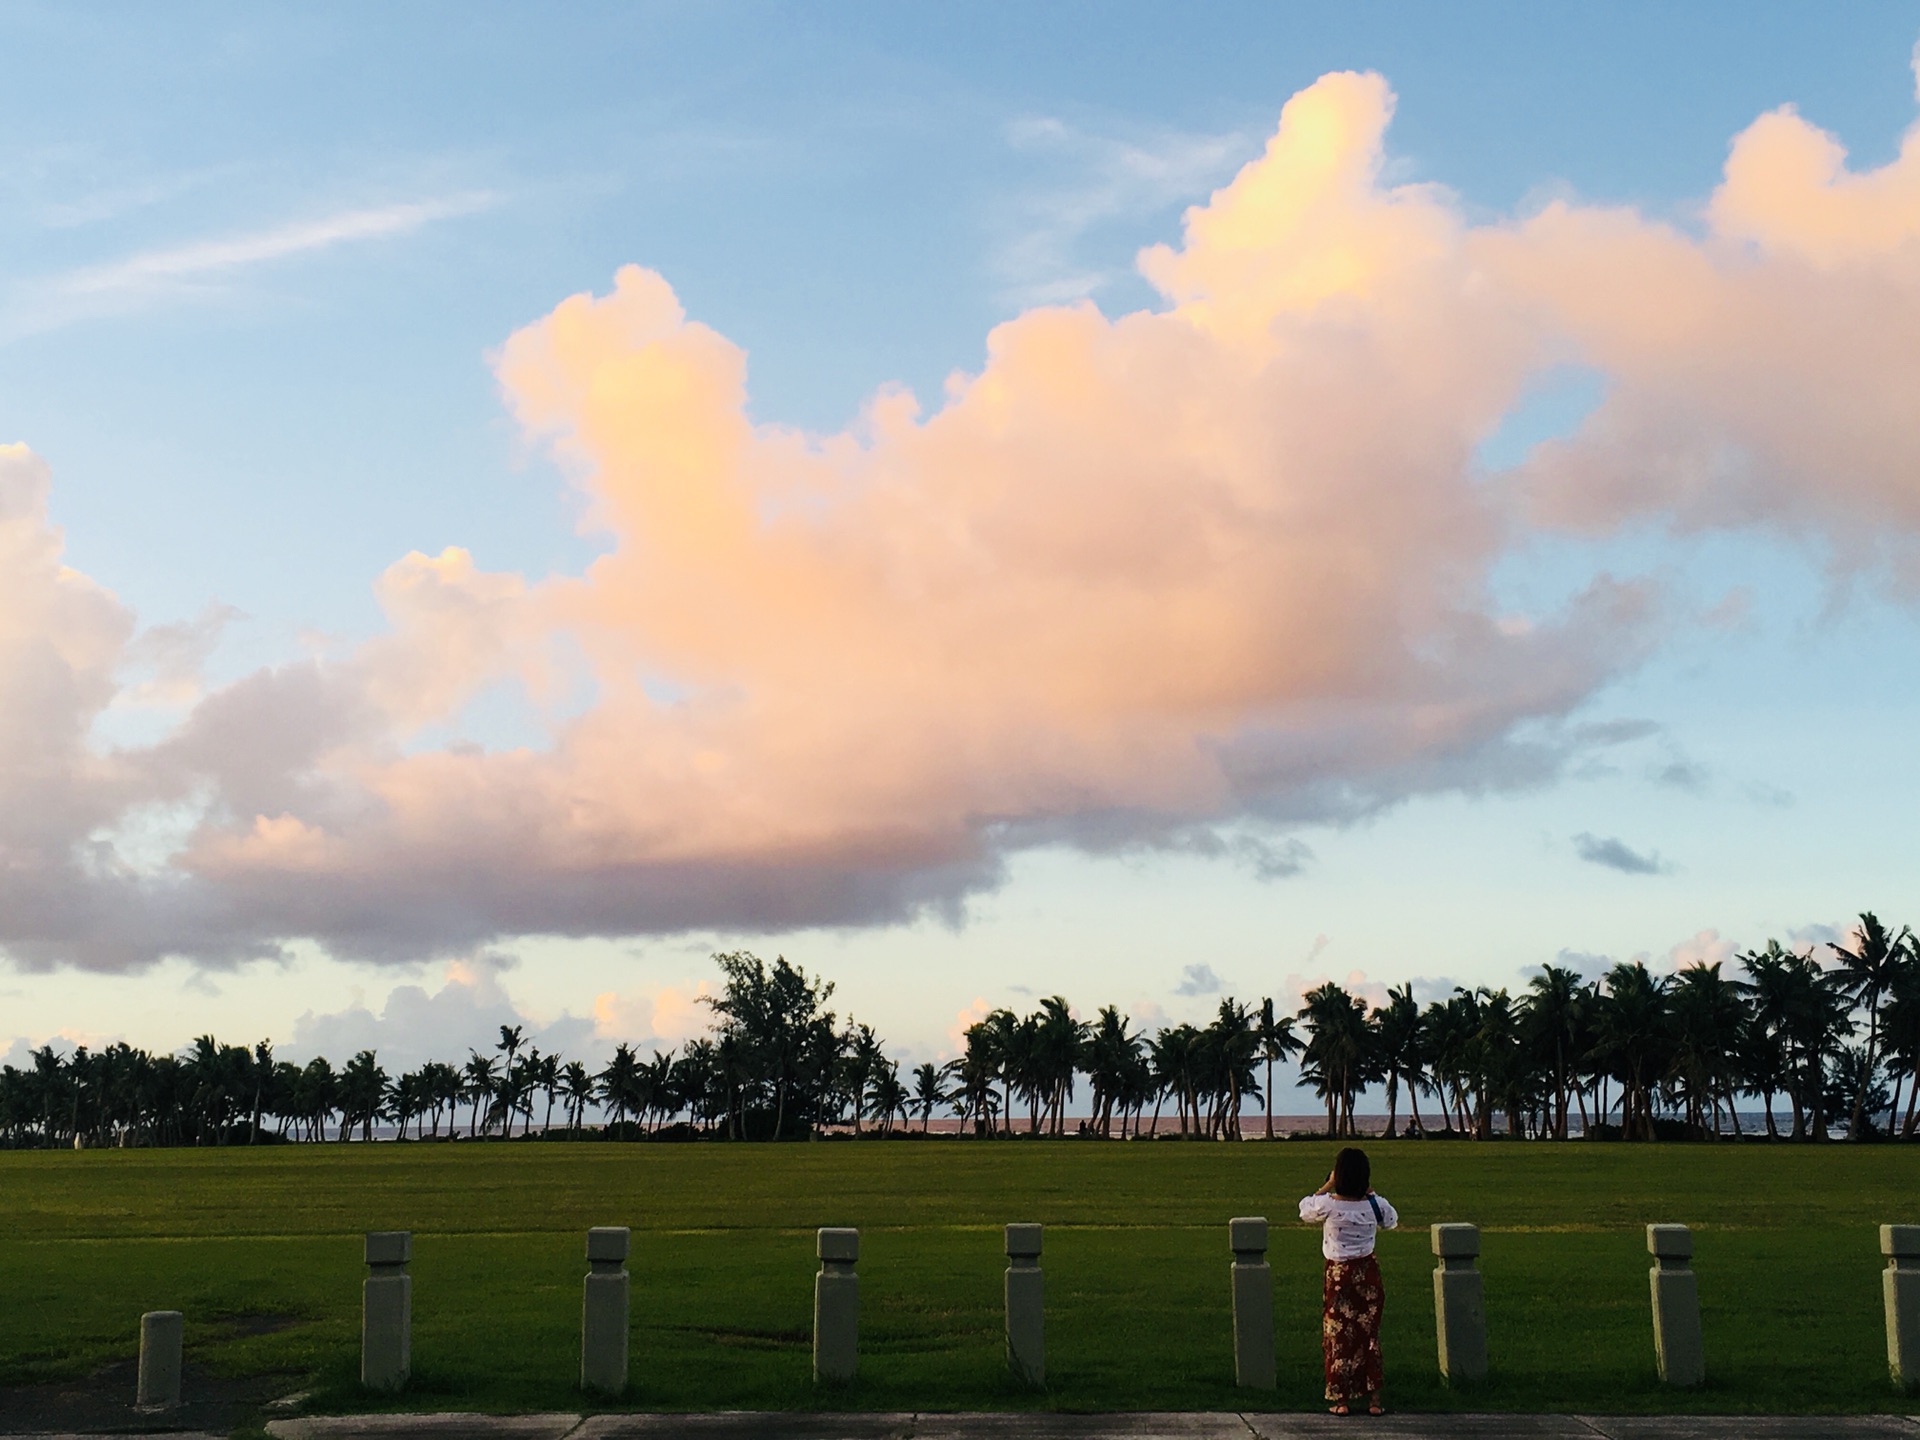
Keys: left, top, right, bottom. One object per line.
{"left": 1572, "top": 832, "right": 1674, "bottom": 876}
{"left": 23, "top": 164, "right": 245, "bottom": 230}
{"left": 991, "top": 115, "right": 1246, "bottom": 307}
{"left": 5, "top": 191, "right": 497, "bottom": 338}
{"left": 61, "top": 193, "right": 496, "bottom": 297}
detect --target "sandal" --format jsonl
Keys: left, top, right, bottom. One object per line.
{"left": 1368, "top": 1404, "right": 1387, "bottom": 1416}
{"left": 1328, "top": 1403, "right": 1350, "bottom": 1416}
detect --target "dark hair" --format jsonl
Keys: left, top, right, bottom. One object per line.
{"left": 1332, "top": 1146, "right": 1371, "bottom": 1199}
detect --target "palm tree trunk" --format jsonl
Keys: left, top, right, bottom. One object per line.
{"left": 1853, "top": 1003, "right": 1882, "bottom": 1140}
{"left": 1264, "top": 1056, "right": 1274, "bottom": 1140}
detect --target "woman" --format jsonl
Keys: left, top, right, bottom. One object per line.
{"left": 1299, "top": 1146, "right": 1398, "bottom": 1416}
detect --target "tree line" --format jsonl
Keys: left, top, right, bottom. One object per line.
{"left": 6, "top": 918, "right": 1919, "bottom": 1148}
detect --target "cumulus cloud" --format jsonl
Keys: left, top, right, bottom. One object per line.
{"left": 159, "top": 71, "right": 1651, "bottom": 960}
{"left": 1666, "top": 927, "right": 1738, "bottom": 971}
{"left": 1494, "top": 80, "right": 1920, "bottom": 578}
{"left": 590, "top": 979, "right": 714, "bottom": 1050}
{"left": 1572, "top": 832, "right": 1674, "bottom": 876}
{"left": 0, "top": 445, "right": 281, "bottom": 972}
{"left": 1282, "top": 968, "right": 1391, "bottom": 1012}
{"left": 285, "top": 952, "right": 598, "bottom": 1072}
{"left": 1173, "top": 963, "right": 1223, "bottom": 997}
{"left": 12, "top": 54, "right": 1920, "bottom": 972}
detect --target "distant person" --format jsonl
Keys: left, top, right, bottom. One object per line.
{"left": 1299, "top": 1146, "right": 1398, "bottom": 1416}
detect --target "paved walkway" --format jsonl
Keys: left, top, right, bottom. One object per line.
{"left": 14, "top": 1414, "right": 1920, "bottom": 1440}
{"left": 250, "top": 1410, "right": 1920, "bottom": 1440}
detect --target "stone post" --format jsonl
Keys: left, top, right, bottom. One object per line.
{"left": 581, "top": 1226, "right": 631, "bottom": 1395}
{"left": 1229, "top": 1217, "right": 1274, "bottom": 1389}
{"left": 1431, "top": 1223, "right": 1486, "bottom": 1384}
{"left": 1647, "top": 1223, "right": 1703, "bottom": 1387}
{"left": 362, "top": 1230, "right": 412, "bottom": 1391}
{"left": 813, "top": 1227, "right": 858, "bottom": 1383}
{"left": 1004, "top": 1222, "right": 1045, "bottom": 1386}
{"left": 135, "top": 1310, "right": 183, "bottom": 1410}
{"left": 1883, "top": 1224, "right": 1920, "bottom": 1391}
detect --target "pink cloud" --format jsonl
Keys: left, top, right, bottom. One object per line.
{"left": 11, "top": 55, "right": 1920, "bottom": 971}
{"left": 154, "top": 71, "right": 1640, "bottom": 958}
{"left": 1493, "top": 88, "right": 1920, "bottom": 566}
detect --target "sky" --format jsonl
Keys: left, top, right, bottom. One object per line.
{"left": 5, "top": 5, "right": 1920, "bottom": 1100}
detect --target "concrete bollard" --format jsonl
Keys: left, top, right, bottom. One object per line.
{"left": 135, "top": 1310, "right": 183, "bottom": 1410}
{"left": 1431, "top": 1223, "right": 1487, "bottom": 1384}
{"left": 582, "top": 1226, "right": 631, "bottom": 1395}
{"left": 362, "top": 1230, "right": 412, "bottom": 1391}
{"left": 1884, "top": 1224, "right": 1920, "bottom": 1391}
{"left": 1229, "top": 1216, "right": 1275, "bottom": 1390}
{"left": 813, "top": 1227, "right": 858, "bottom": 1383}
{"left": 1647, "top": 1223, "right": 1703, "bottom": 1387}
{"left": 1004, "top": 1222, "right": 1045, "bottom": 1386}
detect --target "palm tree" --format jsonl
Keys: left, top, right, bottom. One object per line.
{"left": 1297, "top": 983, "right": 1370, "bottom": 1138}
{"left": 1372, "top": 985, "right": 1424, "bottom": 1138}
{"left": 339, "top": 1050, "right": 388, "bottom": 1141}
{"left": 950, "top": 1027, "right": 1002, "bottom": 1137}
{"left": 1880, "top": 944, "right": 1920, "bottom": 1138}
{"left": 1148, "top": 1024, "right": 1199, "bottom": 1135}
{"left": 867, "top": 1062, "right": 909, "bottom": 1134}
{"left": 832, "top": 1022, "right": 876, "bottom": 1133}
{"left": 1522, "top": 965, "right": 1582, "bottom": 1139}
{"left": 979, "top": 1008, "right": 1020, "bottom": 1136}
{"left": 1202, "top": 999, "right": 1261, "bottom": 1139}
{"left": 1831, "top": 912, "right": 1912, "bottom": 1139}
{"left": 1669, "top": 962, "right": 1749, "bottom": 1136}
{"left": 247, "top": 1040, "right": 273, "bottom": 1144}
{"left": 1256, "top": 998, "right": 1303, "bottom": 1140}
{"left": 1591, "top": 963, "right": 1670, "bottom": 1141}
{"left": 597, "top": 1043, "right": 640, "bottom": 1130}
{"left": 496, "top": 1024, "right": 525, "bottom": 1073}
{"left": 910, "top": 1061, "right": 946, "bottom": 1131}
{"left": 561, "top": 1060, "right": 595, "bottom": 1132}
{"left": 1741, "top": 941, "right": 1808, "bottom": 1137}
{"left": 1032, "top": 997, "right": 1089, "bottom": 1136}
{"left": 463, "top": 1052, "right": 499, "bottom": 1136}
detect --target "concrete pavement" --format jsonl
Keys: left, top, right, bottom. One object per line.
{"left": 235, "top": 1410, "right": 1920, "bottom": 1440}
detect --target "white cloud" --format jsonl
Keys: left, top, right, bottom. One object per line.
{"left": 284, "top": 951, "right": 597, "bottom": 1071}
{"left": 61, "top": 194, "right": 496, "bottom": 296}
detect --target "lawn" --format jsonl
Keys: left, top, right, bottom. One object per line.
{"left": 1, "top": 1138, "right": 1915, "bottom": 1416}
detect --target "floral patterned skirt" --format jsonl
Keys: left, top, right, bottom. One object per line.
{"left": 1321, "top": 1253, "right": 1385, "bottom": 1402}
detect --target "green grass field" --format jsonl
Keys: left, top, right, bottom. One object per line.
{"left": 3, "top": 1138, "right": 1916, "bottom": 1416}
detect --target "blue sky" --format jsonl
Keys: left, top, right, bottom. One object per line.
{"left": 4, "top": 5, "right": 1920, "bottom": 1095}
